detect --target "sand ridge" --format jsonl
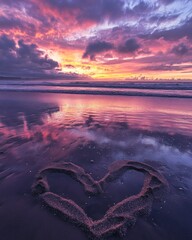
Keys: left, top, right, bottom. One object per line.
{"left": 32, "top": 160, "right": 168, "bottom": 239}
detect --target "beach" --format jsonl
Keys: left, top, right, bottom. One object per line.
{"left": 0, "top": 92, "right": 192, "bottom": 239}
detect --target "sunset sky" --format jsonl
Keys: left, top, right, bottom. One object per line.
{"left": 0, "top": 0, "right": 192, "bottom": 81}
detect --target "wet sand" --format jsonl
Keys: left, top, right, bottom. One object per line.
{"left": 0, "top": 92, "right": 192, "bottom": 239}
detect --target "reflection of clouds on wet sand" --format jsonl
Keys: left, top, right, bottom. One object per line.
{"left": 0, "top": 92, "right": 192, "bottom": 240}
{"left": 0, "top": 94, "right": 192, "bottom": 188}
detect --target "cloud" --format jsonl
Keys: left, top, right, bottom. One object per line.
{"left": 141, "top": 17, "right": 192, "bottom": 41}
{"left": 160, "top": 0, "right": 175, "bottom": 5}
{"left": 0, "top": 16, "right": 36, "bottom": 35}
{"left": 0, "top": 35, "right": 91, "bottom": 79}
{"left": 149, "top": 13, "right": 179, "bottom": 23}
{"left": 0, "top": 35, "right": 59, "bottom": 78}
{"left": 64, "top": 64, "right": 76, "bottom": 69}
{"left": 117, "top": 38, "right": 141, "bottom": 54}
{"left": 104, "top": 53, "right": 114, "bottom": 59}
{"left": 131, "top": 1, "right": 153, "bottom": 13}
{"left": 0, "top": 34, "right": 15, "bottom": 50}
{"left": 171, "top": 43, "right": 190, "bottom": 56}
{"left": 83, "top": 38, "right": 142, "bottom": 60}
{"left": 0, "top": 0, "right": 161, "bottom": 28}
{"left": 0, "top": 0, "right": 192, "bottom": 79}
{"left": 41, "top": 0, "right": 127, "bottom": 23}
{"left": 83, "top": 41, "right": 114, "bottom": 60}
{"left": 140, "top": 64, "right": 192, "bottom": 72}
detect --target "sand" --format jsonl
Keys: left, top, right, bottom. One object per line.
{"left": 32, "top": 160, "right": 168, "bottom": 239}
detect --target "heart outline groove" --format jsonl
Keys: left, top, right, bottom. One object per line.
{"left": 32, "top": 160, "right": 168, "bottom": 239}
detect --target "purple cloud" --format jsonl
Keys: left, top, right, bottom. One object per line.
{"left": 83, "top": 41, "right": 114, "bottom": 60}
{"left": 149, "top": 13, "right": 179, "bottom": 23}
{"left": 141, "top": 17, "right": 192, "bottom": 41}
{"left": 117, "top": 38, "right": 141, "bottom": 54}
{"left": 141, "top": 64, "right": 192, "bottom": 71}
{"left": 0, "top": 16, "right": 36, "bottom": 35}
{"left": 160, "top": 0, "right": 175, "bottom": 5}
{"left": 171, "top": 43, "right": 190, "bottom": 56}
{"left": 0, "top": 35, "right": 58, "bottom": 78}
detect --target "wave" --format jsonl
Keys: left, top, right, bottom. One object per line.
{"left": 0, "top": 80, "right": 192, "bottom": 98}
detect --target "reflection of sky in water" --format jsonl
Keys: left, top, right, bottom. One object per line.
{"left": 0, "top": 92, "right": 192, "bottom": 240}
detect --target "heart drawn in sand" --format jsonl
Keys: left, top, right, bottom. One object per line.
{"left": 32, "top": 160, "right": 168, "bottom": 239}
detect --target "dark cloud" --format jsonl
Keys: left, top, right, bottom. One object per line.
{"left": 149, "top": 13, "right": 179, "bottom": 23}
{"left": 160, "top": 0, "right": 175, "bottom": 5}
{"left": 37, "top": 0, "right": 159, "bottom": 27}
{"left": 142, "top": 64, "right": 181, "bottom": 71}
{"left": 45, "top": 0, "right": 126, "bottom": 23}
{"left": 64, "top": 64, "right": 76, "bottom": 69}
{"left": 0, "top": 16, "right": 36, "bottom": 35}
{"left": 80, "top": 0, "right": 126, "bottom": 23}
{"left": 0, "top": 34, "right": 15, "bottom": 50}
{"left": 141, "top": 64, "right": 192, "bottom": 71}
{"left": 83, "top": 38, "right": 142, "bottom": 61}
{"left": 0, "top": 35, "right": 90, "bottom": 79}
{"left": 131, "top": 1, "right": 152, "bottom": 13}
{"left": 171, "top": 43, "right": 190, "bottom": 56}
{"left": 117, "top": 38, "right": 141, "bottom": 54}
{"left": 0, "top": 34, "right": 59, "bottom": 78}
{"left": 83, "top": 41, "right": 114, "bottom": 60}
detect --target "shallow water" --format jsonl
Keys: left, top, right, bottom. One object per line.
{"left": 0, "top": 92, "right": 192, "bottom": 240}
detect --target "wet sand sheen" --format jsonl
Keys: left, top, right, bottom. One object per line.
{"left": 0, "top": 92, "right": 192, "bottom": 240}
